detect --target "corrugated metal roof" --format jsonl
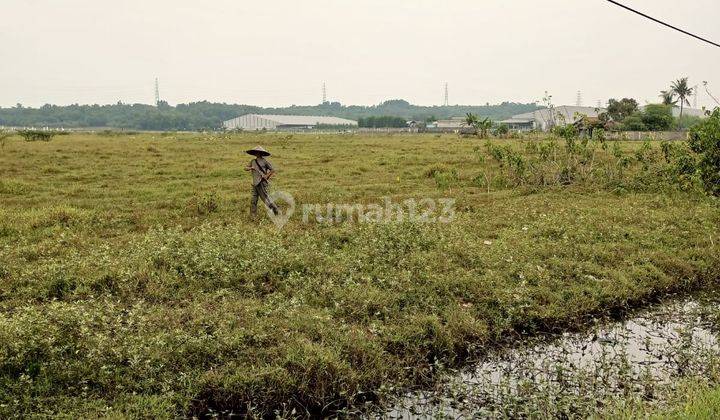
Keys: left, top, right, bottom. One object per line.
{"left": 498, "top": 117, "right": 534, "bottom": 124}
{"left": 505, "top": 106, "right": 606, "bottom": 124}
{"left": 230, "top": 114, "right": 357, "bottom": 126}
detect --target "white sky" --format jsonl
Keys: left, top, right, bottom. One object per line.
{"left": 2, "top": 0, "right": 719, "bottom": 108}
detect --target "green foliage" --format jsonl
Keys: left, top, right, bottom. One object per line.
{"left": 642, "top": 104, "right": 674, "bottom": 131}
{"left": 622, "top": 113, "right": 647, "bottom": 131}
{"left": 17, "top": 130, "right": 55, "bottom": 142}
{"left": 670, "top": 77, "right": 694, "bottom": 120}
{"left": 659, "top": 90, "right": 678, "bottom": 106}
{"left": 462, "top": 114, "right": 492, "bottom": 138}
{"left": 676, "top": 114, "right": 703, "bottom": 130}
{"left": 0, "top": 132, "right": 718, "bottom": 417}
{"left": 186, "top": 191, "right": 219, "bottom": 215}
{"left": 0, "top": 101, "right": 541, "bottom": 131}
{"left": 552, "top": 124, "right": 577, "bottom": 141}
{"left": 358, "top": 115, "right": 407, "bottom": 128}
{"left": 688, "top": 108, "right": 720, "bottom": 195}
{"left": 463, "top": 112, "right": 479, "bottom": 128}
{"left": 476, "top": 117, "right": 492, "bottom": 138}
{"left": 492, "top": 123, "right": 509, "bottom": 137}
{"left": 607, "top": 98, "right": 639, "bottom": 122}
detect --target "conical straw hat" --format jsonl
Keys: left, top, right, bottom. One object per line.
{"left": 246, "top": 145, "right": 271, "bottom": 156}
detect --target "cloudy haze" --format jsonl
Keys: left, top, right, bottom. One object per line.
{"left": 2, "top": 0, "right": 719, "bottom": 108}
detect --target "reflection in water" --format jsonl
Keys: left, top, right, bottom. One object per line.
{"left": 385, "top": 296, "right": 720, "bottom": 419}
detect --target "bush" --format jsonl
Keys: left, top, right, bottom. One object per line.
{"left": 492, "top": 124, "right": 509, "bottom": 137}
{"left": 688, "top": 108, "right": 720, "bottom": 195}
{"left": 622, "top": 113, "right": 647, "bottom": 131}
{"left": 641, "top": 104, "right": 674, "bottom": 131}
{"left": 552, "top": 124, "right": 577, "bottom": 141}
{"left": 17, "top": 130, "right": 55, "bottom": 142}
{"left": 186, "top": 192, "right": 219, "bottom": 215}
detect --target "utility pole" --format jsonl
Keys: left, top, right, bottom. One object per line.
{"left": 322, "top": 82, "right": 327, "bottom": 104}
{"left": 443, "top": 82, "right": 449, "bottom": 106}
{"left": 154, "top": 77, "right": 160, "bottom": 107}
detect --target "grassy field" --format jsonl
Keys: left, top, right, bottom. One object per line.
{"left": 1, "top": 131, "right": 719, "bottom": 417}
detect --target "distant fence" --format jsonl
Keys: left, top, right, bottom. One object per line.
{"left": 607, "top": 131, "right": 688, "bottom": 141}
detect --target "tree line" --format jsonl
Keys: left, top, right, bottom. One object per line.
{"left": 605, "top": 77, "right": 710, "bottom": 131}
{"left": 0, "top": 99, "right": 539, "bottom": 131}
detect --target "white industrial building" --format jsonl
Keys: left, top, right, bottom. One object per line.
{"left": 499, "top": 106, "right": 607, "bottom": 131}
{"left": 223, "top": 114, "right": 357, "bottom": 131}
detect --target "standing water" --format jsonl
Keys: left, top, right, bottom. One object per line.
{"left": 383, "top": 293, "right": 720, "bottom": 418}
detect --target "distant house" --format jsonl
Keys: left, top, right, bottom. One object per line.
{"left": 434, "top": 117, "right": 466, "bottom": 130}
{"left": 499, "top": 106, "right": 607, "bottom": 131}
{"left": 223, "top": 114, "right": 357, "bottom": 131}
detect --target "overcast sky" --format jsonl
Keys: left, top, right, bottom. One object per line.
{"left": 2, "top": 0, "right": 719, "bottom": 108}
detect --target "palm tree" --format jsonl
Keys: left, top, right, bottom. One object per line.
{"left": 463, "top": 113, "right": 479, "bottom": 128}
{"left": 477, "top": 117, "right": 493, "bottom": 138}
{"left": 462, "top": 113, "right": 479, "bottom": 136}
{"left": 659, "top": 90, "right": 677, "bottom": 106}
{"left": 462, "top": 114, "right": 493, "bottom": 138}
{"left": 670, "top": 78, "right": 693, "bottom": 120}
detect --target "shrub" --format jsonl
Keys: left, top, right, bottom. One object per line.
{"left": 186, "top": 192, "right": 219, "bottom": 215}
{"left": 492, "top": 124, "right": 509, "bottom": 137}
{"left": 688, "top": 108, "right": 720, "bottom": 195}
{"left": 622, "top": 113, "right": 647, "bottom": 131}
{"left": 17, "top": 130, "right": 55, "bottom": 142}
{"left": 642, "top": 104, "right": 674, "bottom": 131}
{"left": 552, "top": 124, "right": 577, "bottom": 141}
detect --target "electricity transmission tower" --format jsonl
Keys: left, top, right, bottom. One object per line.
{"left": 576, "top": 91, "right": 583, "bottom": 107}
{"left": 154, "top": 78, "right": 160, "bottom": 106}
{"left": 443, "top": 82, "right": 449, "bottom": 106}
{"left": 322, "top": 82, "right": 327, "bottom": 104}
{"left": 703, "top": 81, "right": 720, "bottom": 106}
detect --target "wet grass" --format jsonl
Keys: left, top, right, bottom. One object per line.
{"left": 0, "top": 132, "right": 719, "bottom": 417}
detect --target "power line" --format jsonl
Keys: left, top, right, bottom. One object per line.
{"left": 605, "top": 0, "right": 720, "bottom": 48}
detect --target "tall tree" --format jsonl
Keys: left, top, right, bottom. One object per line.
{"left": 670, "top": 77, "right": 693, "bottom": 120}
{"left": 606, "top": 98, "right": 639, "bottom": 122}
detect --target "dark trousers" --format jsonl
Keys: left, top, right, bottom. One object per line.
{"left": 251, "top": 182, "right": 278, "bottom": 215}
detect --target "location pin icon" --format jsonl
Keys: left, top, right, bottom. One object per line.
{"left": 266, "top": 191, "right": 295, "bottom": 229}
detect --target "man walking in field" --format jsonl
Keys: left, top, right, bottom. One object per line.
{"left": 245, "top": 145, "right": 279, "bottom": 218}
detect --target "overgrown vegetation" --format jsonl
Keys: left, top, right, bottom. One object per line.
{"left": 17, "top": 129, "right": 56, "bottom": 142}
{"left": 357, "top": 115, "right": 407, "bottom": 128}
{"left": 688, "top": 108, "right": 720, "bottom": 196}
{"left": 0, "top": 132, "right": 718, "bottom": 417}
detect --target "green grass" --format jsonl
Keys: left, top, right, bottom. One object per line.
{"left": 0, "top": 132, "right": 719, "bottom": 417}
{"left": 603, "top": 380, "right": 720, "bottom": 419}
{"left": 660, "top": 386, "right": 720, "bottom": 419}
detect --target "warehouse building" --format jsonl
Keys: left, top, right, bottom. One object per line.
{"left": 223, "top": 114, "right": 357, "bottom": 131}
{"left": 499, "top": 106, "right": 607, "bottom": 131}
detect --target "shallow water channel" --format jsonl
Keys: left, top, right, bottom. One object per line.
{"left": 382, "top": 293, "right": 720, "bottom": 418}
